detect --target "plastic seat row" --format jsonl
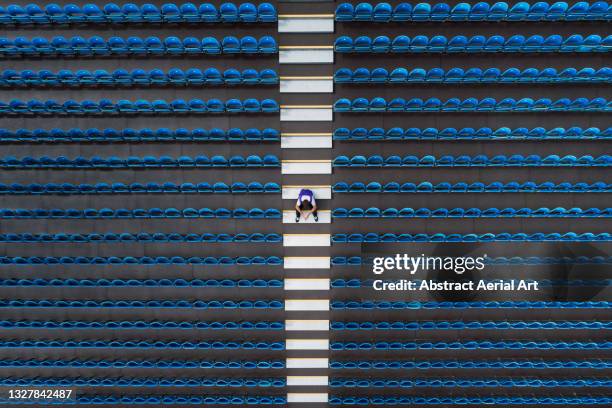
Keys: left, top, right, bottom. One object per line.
{"left": 0, "top": 395, "right": 285, "bottom": 405}
{"left": 0, "top": 98, "right": 279, "bottom": 115}
{"left": 0, "top": 376, "right": 285, "bottom": 387}
{"left": 0, "top": 359, "right": 286, "bottom": 369}
{"left": 334, "top": 97, "right": 610, "bottom": 112}
{"left": 334, "top": 67, "right": 612, "bottom": 83}
{"left": 331, "top": 300, "right": 611, "bottom": 309}
{"left": 333, "top": 181, "right": 611, "bottom": 193}
{"left": 335, "top": 2, "right": 611, "bottom": 21}
{"left": 0, "top": 3, "right": 277, "bottom": 24}
{"left": 0, "top": 182, "right": 281, "bottom": 195}
{"left": 332, "top": 207, "right": 610, "bottom": 218}
{"left": 333, "top": 154, "right": 611, "bottom": 167}
{"left": 0, "top": 233, "right": 282, "bottom": 243}
{"left": 0, "top": 278, "right": 283, "bottom": 287}
{"left": 329, "top": 396, "right": 611, "bottom": 405}
{"left": 0, "top": 35, "right": 277, "bottom": 56}
{"left": 1, "top": 68, "right": 278, "bottom": 87}
{"left": 330, "top": 320, "right": 611, "bottom": 330}
{"left": 0, "top": 340, "right": 285, "bottom": 350}
{"left": 0, "top": 256, "right": 283, "bottom": 265}
{"left": 333, "top": 126, "right": 611, "bottom": 140}
{"left": 0, "top": 320, "right": 284, "bottom": 330}
{"left": 330, "top": 377, "right": 611, "bottom": 387}
{"left": 331, "top": 341, "right": 611, "bottom": 350}
{"left": 333, "top": 278, "right": 608, "bottom": 288}
{"left": 0, "top": 299, "right": 284, "bottom": 308}
{"left": 330, "top": 359, "right": 611, "bottom": 370}
{"left": 0, "top": 127, "right": 280, "bottom": 142}
{"left": 0, "top": 208, "right": 281, "bottom": 219}
{"left": 332, "top": 232, "right": 610, "bottom": 242}
{"left": 331, "top": 256, "right": 612, "bottom": 265}
{"left": 334, "top": 34, "right": 611, "bottom": 53}
{"left": 0, "top": 155, "right": 280, "bottom": 168}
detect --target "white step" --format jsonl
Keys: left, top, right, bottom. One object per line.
{"left": 284, "top": 257, "right": 330, "bottom": 269}
{"left": 282, "top": 186, "right": 331, "bottom": 200}
{"left": 286, "top": 358, "right": 329, "bottom": 369}
{"left": 285, "top": 320, "right": 330, "bottom": 331}
{"left": 286, "top": 376, "right": 329, "bottom": 386}
{"left": 278, "top": 15, "right": 334, "bottom": 33}
{"left": 286, "top": 339, "right": 329, "bottom": 350}
{"left": 285, "top": 299, "right": 330, "bottom": 311}
{"left": 280, "top": 77, "right": 333, "bottom": 93}
{"left": 287, "top": 393, "right": 329, "bottom": 403}
{"left": 285, "top": 278, "right": 330, "bottom": 291}
{"left": 281, "top": 133, "right": 332, "bottom": 148}
{"left": 280, "top": 106, "right": 333, "bottom": 122}
{"left": 283, "top": 234, "right": 330, "bottom": 247}
{"left": 283, "top": 210, "right": 331, "bottom": 224}
{"left": 282, "top": 160, "right": 332, "bottom": 174}
{"left": 279, "top": 46, "right": 334, "bottom": 64}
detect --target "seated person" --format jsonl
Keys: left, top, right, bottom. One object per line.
{"left": 295, "top": 188, "right": 318, "bottom": 222}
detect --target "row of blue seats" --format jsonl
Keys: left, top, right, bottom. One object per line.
{"left": 0, "top": 339, "right": 285, "bottom": 348}
{"left": 0, "top": 233, "right": 282, "bottom": 243}
{"left": 1, "top": 68, "right": 278, "bottom": 87}
{"left": 333, "top": 126, "right": 611, "bottom": 140}
{"left": 0, "top": 300, "right": 284, "bottom": 308}
{"left": 330, "top": 321, "right": 611, "bottom": 330}
{"left": 331, "top": 341, "right": 611, "bottom": 350}
{"left": 333, "top": 181, "right": 611, "bottom": 192}
{"left": 0, "top": 359, "right": 286, "bottom": 369}
{"left": 329, "top": 396, "right": 611, "bottom": 405}
{"left": 335, "top": 67, "right": 612, "bottom": 83}
{"left": 332, "top": 207, "right": 611, "bottom": 217}
{"left": 0, "top": 155, "right": 280, "bottom": 168}
{"left": 333, "top": 155, "right": 611, "bottom": 167}
{"left": 336, "top": 2, "right": 611, "bottom": 21}
{"left": 0, "top": 208, "right": 281, "bottom": 219}
{"left": 0, "top": 377, "right": 285, "bottom": 387}
{"left": 0, "top": 182, "right": 281, "bottom": 194}
{"left": 0, "top": 98, "right": 279, "bottom": 114}
{"left": 332, "top": 300, "right": 610, "bottom": 309}
{"left": 331, "top": 256, "right": 612, "bottom": 265}
{"left": 0, "top": 256, "right": 283, "bottom": 265}
{"left": 0, "top": 396, "right": 286, "bottom": 405}
{"left": 334, "top": 97, "right": 610, "bottom": 111}
{"left": 0, "top": 35, "right": 277, "bottom": 56}
{"left": 0, "top": 128, "right": 280, "bottom": 142}
{"left": 330, "top": 377, "right": 611, "bottom": 387}
{"left": 335, "top": 34, "right": 611, "bottom": 53}
{"left": 0, "top": 278, "right": 283, "bottom": 287}
{"left": 333, "top": 278, "right": 609, "bottom": 287}
{"left": 332, "top": 232, "right": 610, "bottom": 242}
{"left": 0, "top": 320, "right": 283, "bottom": 330}
{"left": 331, "top": 359, "right": 611, "bottom": 370}
{"left": 0, "top": 3, "right": 277, "bottom": 24}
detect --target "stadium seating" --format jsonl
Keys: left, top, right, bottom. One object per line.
{"left": 333, "top": 97, "right": 610, "bottom": 112}
{"left": 0, "top": 320, "right": 284, "bottom": 330}
{"left": 329, "top": 320, "right": 612, "bottom": 330}
{"left": 334, "top": 67, "right": 612, "bottom": 83}
{"left": 331, "top": 300, "right": 611, "bottom": 309}
{"left": 331, "top": 207, "right": 610, "bottom": 218}
{"left": 334, "top": 34, "right": 611, "bottom": 53}
{"left": 331, "top": 232, "right": 611, "bottom": 242}
{"left": 0, "top": 35, "right": 278, "bottom": 56}
{"left": 0, "top": 182, "right": 282, "bottom": 195}
{"left": 1, "top": 68, "right": 279, "bottom": 87}
{"left": 0, "top": 256, "right": 284, "bottom": 265}
{"left": 332, "top": 154, "right": 611, "bottom": 167}
{"left": 0, "top": 127, "right": 280, "bottom": 142}
{"left": 0, "top": 3, "right": 278, "bottom": 24}
{"left": 0, "top": 155, "right": 281, "bottom": 168}
{"left": 329, "top": 359, "right": 612, "bottom": 369}
{"left": 332, "top": 126, "right": 611, "bottom": 140}
{"left": 0, "top": 98, "right": 280, "bottom": 115}
{"left": 0, "top": 395, "right": 287, "bottom": 405}
{"left": 327, "top": 396, "right": 612, "bottom": 404}
{"left": 331, "top": 255, "right": 612, "bottom": 265}
{"left": 335, "top": 2, "right": 611, "bottom": 22}
{"left": 0, "top": 232, "right": 283, "bottom": 243}
{"left": 0, "top": 359, "right": 286, "bottom": 369}
{"left": 0, "top": 208, "right": 281, "bottom": 219}
{"left": 332, "top": 181, "right": 611, "bottom": 192}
